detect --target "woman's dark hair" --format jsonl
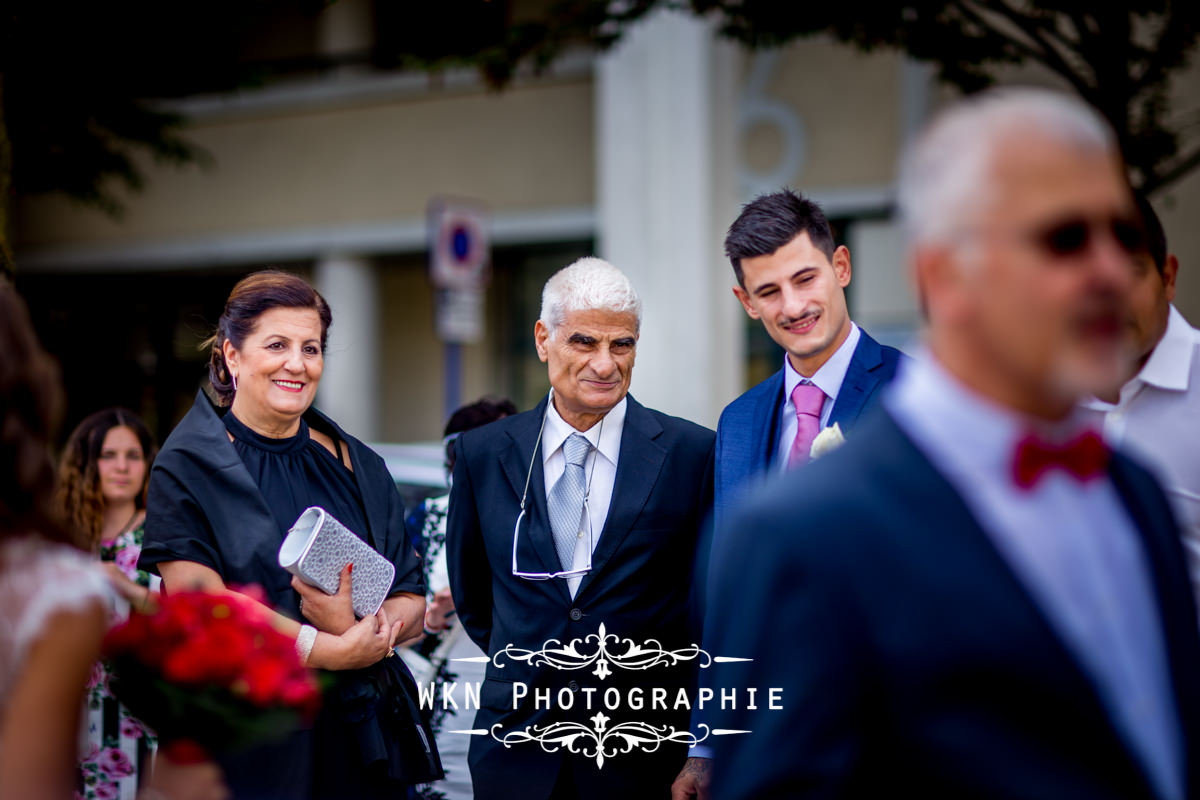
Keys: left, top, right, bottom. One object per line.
{"left": 443, "top": 396, "right": 518, "bottom": 470}
{"left": 56, "top": 408, "right": 156, "bottom": 551}
{"left": 0, "top": 281, "right": 75, "bottom": 546}
{"left": 205, "top": 269, "right": 333, "bottom": 406}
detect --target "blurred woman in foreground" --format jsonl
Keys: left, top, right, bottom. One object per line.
{"left": 0, "top": 282, "right": 224, "bottom": 800}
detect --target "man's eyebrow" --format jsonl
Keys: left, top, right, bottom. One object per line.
{"left": 568, "top": 332, "right": 596, "bottom": 344}
{"left": 613, "top": 337, "right": 637, "bottom": 346}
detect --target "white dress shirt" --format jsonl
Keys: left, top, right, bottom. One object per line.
{"left": 887, "top": 352, "right": 1183, "bottom": 800}
{"left": 1084, "top": 305, "right": 1200, "bottom": 614}
{"left": 541, "top": 393, "right": 626, "bottom": 597}
{"left": 775, "top": 322, "right": 861, "bottom": 471}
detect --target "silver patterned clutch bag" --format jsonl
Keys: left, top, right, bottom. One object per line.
{"left": 278, "top": 506, "right": 395, "bottom": 618}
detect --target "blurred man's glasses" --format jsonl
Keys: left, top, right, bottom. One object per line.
{"left": 1028, "top": 214, "right": 1146, "bottom": 258}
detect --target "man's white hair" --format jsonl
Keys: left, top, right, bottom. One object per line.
{"left": 897, "top": 87, "right": 1117, "bottom": 247}
{"left": 539, "top": 257, "right": 643, "bottom": 337}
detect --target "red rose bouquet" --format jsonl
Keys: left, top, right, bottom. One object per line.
{"left": 102, "top": 588, "right": 321, "bottom": 759}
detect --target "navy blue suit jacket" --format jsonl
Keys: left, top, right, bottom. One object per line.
{"left": 714, "top": 329, "right": 904, "bottom": 524}
{"left": 447, "top": 394, "right": 715, "bottom": 800}
{"left": 705, "top": 409, "right": 1200, "bottom": 799}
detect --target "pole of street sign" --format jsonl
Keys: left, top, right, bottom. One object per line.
{"left": 428, "top": 198, "right": 490, "bottom": 423}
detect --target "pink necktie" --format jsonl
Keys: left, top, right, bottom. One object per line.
{"left": 789, "top": 382, "right": 826, "bottom": 467}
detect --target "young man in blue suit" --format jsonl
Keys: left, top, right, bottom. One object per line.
{"left": 705, "top": 89, "right": 1200, "bottom": 799}
{"left": 673, "top": 192, "right": 907, "bottom": 797}
{"left": 713, "top": 189, "right": 906, "bottom": 522}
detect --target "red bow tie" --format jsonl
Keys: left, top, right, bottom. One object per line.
{"left": 1012, "top": 430, "right": 1110, "bottom": 490}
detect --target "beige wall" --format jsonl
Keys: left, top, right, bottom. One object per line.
{"left": 753, "top": 39, "right": 905, "bottom": 191}
{"left": 376, "top": 259, "right": 494, "bottom": 442}
{"left": 1156, "top": 167, "right": 1200, "bottom": 325}
{"left": 16, "top": 77, "right": 595, "bottom": 249}
{"left": 1155, "top": 56, "right": 1200, "bottom": 325}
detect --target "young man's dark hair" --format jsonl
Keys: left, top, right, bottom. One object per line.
{"left": 1134, "top": 192, "right": 1168, "bottom": 274}
{"left": 724, "top": 188, "right": 836, "bottom": 287}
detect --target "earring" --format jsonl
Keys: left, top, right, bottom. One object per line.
{"left": 232, "top": 372, "right": 239, "bottom": 392}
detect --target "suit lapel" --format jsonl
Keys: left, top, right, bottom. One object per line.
{"left": 828, "top": 331, "right": 885, "bottom": 430}
{"left": 750, "top": 369, "right": 784, "bottom": 471}
{"left": 874, "top": 411, "right": 1157, "bottom": 791}
{"left": 498, "top": 399, "right": 572, "bottom": 605}
{"left": 575, "top": 396, "right": 666, "bottom": 600}
{"left": 1109, "top": 456, "right": 1200, "bottom": 796}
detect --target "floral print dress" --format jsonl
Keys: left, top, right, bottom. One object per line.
{"left": 77, "top": 525, "right": 158, "bottom": 800}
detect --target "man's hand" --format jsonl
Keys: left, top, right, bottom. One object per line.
{"left": 424, "top": 587, "right": 456, "bottom": 634}
{"left": 293, "top": 564, "right": 356, "bottom": 634}
{"left": 671, "top": 757, "right": 712, "bottom": 800}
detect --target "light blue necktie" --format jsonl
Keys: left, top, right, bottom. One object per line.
{"left": 548, "top": 434, "right": 591, "bottom": 572}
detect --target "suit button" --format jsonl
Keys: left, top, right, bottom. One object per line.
{"left": 568, "top": 681, "right": 579, "bottom": 692}
{"left": 569, "top": 608, "right": 583, "bottom": 621}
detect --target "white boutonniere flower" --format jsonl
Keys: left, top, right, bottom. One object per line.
{"left": 809, "top": 422, "right": 846, "bottom": 460}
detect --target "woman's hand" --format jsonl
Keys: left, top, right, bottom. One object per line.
{"left": 313, "top": 606, "right": 403, "bottom": 670}
{"left": 102, "top": 563, "right": 156, "bottom": 613}
{"left": 144, "top": 753, "right": 230, "bottom": 800}
{"left": 292, "top": 564, "right": 355, "bottom": 635}
{"left": 383, "top": 592, "right": 425, "bottom": 646}
{"left": 159, "top": 560, "right": 400, "bottom": 671}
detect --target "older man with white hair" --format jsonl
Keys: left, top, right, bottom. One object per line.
{"left": 702, "top": 88, "right": 1200, "bottom": 799}
{"left": 447, "top": 257, "right": 715, "bottom": 800}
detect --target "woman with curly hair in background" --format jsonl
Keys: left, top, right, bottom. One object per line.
{"left": 58, "top": 408, "right": 160, "bottom": 798}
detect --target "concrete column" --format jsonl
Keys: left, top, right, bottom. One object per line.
{"left": 313, "top": 255, "right": 380, "bottom": 441}
{"left": 316, "top": 0, "right": 373, "bottom": 58}
{"left": 596, "top": 9, "right": 742, "bottom": 429}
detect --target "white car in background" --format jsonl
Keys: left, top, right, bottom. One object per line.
{"left": 369, "top": 442, "right": 448, "bottom": 513}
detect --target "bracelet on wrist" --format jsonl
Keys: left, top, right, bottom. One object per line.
{"left": 295, "top": 624, "right": 318, "bottom": 666}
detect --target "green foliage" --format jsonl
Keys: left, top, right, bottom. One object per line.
{"left": 0, "top": 0, "right": 325, "bottom": 217}
{"left": 371, "top": 0, "right": 660, "bottom": 88}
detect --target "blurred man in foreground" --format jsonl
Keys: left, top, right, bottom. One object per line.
{"left": 706, "top": 88, "right": 1200, "bottom": 799}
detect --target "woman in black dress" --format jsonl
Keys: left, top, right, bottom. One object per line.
{"left": 139, "top": 270, "right": 437, "bottom": 799}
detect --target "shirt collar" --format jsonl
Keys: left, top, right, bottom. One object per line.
{"left": 542, "top": 391, "right": 627, "bottom": 466}
{"left": 783, "top": 321, "right": 861, "bottom": 403}
{"left": 1083, "top": 304, "right": 1195, "bottom": 413}
{"left": 1136, "top": 305, "right": 1194, "bottom": 393}
{"left": 890, "top": 349, "right": 1100, "bottom": 479}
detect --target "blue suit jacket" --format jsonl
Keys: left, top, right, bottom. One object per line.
{"left": 705, "top": 409, "right": 1200, "bottom": 799}
{"left": 447, "top": 394, "right": 715, "bottom": 800}
{"left": 714, "top": 329, "right": 904, "bottom": 524}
